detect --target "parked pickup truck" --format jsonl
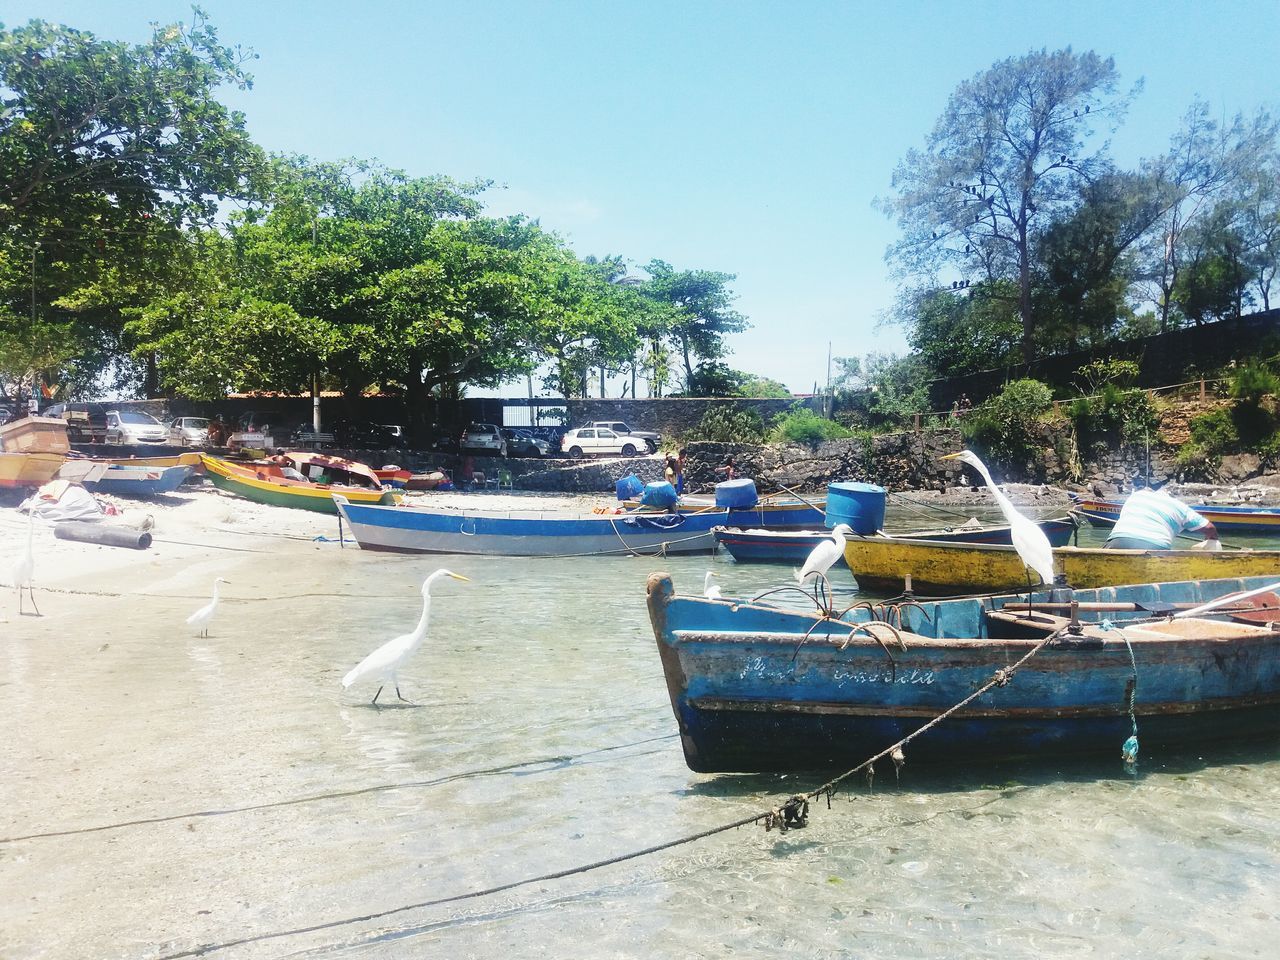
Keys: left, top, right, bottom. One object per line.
{"left": 586, "top": 421, "right": 660, "bottom": 453}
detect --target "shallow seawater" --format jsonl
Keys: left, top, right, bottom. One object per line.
{"left": 3, "top": 504, "right": 1279, "bottom": 958}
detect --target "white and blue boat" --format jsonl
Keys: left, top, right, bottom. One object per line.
{"left": 333, "top": 496, "right": 728, "bottom": 556}
{"left": 80, "top": 463, "right": 193, "bottom": 497}
{"left": 647, "top": 572, "right": 1280, "bottom": 772}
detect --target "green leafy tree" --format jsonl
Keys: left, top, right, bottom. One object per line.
{"left": 524, "top": 240, "right": 640, "bottom": 399}
{"left": 904, "top": 281, "right": 1021, "bottom": 376}
{"left": 641, "top": 259, "right": 747, "bottom": 389}
{"left": 1138, "top": 103, "right": 1277, "bottom": 329}
{"left": 1035, "top": 172, "right": 1166, "bottom": 348}
{"left": 885, "top": 48, "right": 1133, "bottom": 362}
{"left": 0, "top": 11, "right": 266, "bottom": 397}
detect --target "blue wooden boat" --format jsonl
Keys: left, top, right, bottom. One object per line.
{"left": 333, "top": 496, "right": 728, "bottom": 556}
{"left": 646, "top": 572, "right": 1280, "bottom": 771}
{"left": 623, "top": 491, "right": 824, "bottom": 528}
{"left": 81, "top": 463, "right": 193, "bottom": 496}
{"left": 1071, "top": 494, "right": 1280, "bottom": 533}
{"left": 715, "top": 515, "right": 1077, "bottom": 565}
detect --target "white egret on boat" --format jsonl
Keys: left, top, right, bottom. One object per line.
{"left": 342, "top": 569, "right": 470, "bottom": 706}
{"left": 12, "top": 508, "right": 38, "bottom": 615}
{"left": 186, "top": 577, "right": 229, "bottom": 637}
{"left": 942, "top": 450, "right": 1055, "bottom": 586}
{"left": 797, "top": 523, "right": 854, "bottom": 586}
{"left": 703, "top": 571, "right": 722, "bottom": 600}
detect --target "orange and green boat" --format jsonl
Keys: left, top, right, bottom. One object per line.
{"left": 200, "top": 454, "right": 399, "bottom": 513}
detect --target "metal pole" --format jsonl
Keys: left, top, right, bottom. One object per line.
{"left": 826, "top": 341, "right": 832, "bottom": 418}
{"left": 312, "top": 371, "right": 322, "bottom": 433}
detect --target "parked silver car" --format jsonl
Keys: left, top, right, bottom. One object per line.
{"left": 106, "top": 409, "right": 168, "bottom": 445}
{"left": 167, "top": 416, "right": 210, "bottom": 446}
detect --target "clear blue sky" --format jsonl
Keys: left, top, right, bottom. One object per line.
{"left": 14, "top": 1, "right": 1280, "bottom": 393}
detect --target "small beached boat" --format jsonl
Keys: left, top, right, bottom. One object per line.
{"left": 78, "top": 463, "right": 192, "bottom": 496}
{"left": 200, "top": 454, "right": 398, "bottom": 513}
{"left": 842, "top": 536, "right": 1280, "bottom": 595}
{"left": 1071, "top": 494, "right": 1280, "bottom": 533}
{"left": 404, "top": 471, "right": 449, "bottom": 491}
{"left": 373, "top": 467, "right": 413, "bottom": 488}
{"left": 98, "top": 451, "right": 203, "bottom": 470}
{"left": 0, "top": 452, "right": 66, "bottom": 489}
{"left": 715, "top": 516, "right": 1077, "bottom": 565}
{"left": 334, "top": 496, "right": 728, "bottom": 555}
{"left": 647, "top": 572, "right": 1280, "bottom": 771}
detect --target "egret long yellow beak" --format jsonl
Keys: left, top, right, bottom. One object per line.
{"left": 448, "top": 573, "right": 472, "bottom": 582}
{"left": 940, "top": 453, "right": 963, "bottom": 460}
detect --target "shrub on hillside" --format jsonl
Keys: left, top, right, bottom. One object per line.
{"left": 960, "top": 379, "right": 1052, "bottom": 470}
{"left": 1189, "top": 408, "right": 1239, "bottom": 454}
{"left": 1070, "top": 384, "right": 1159, "bottom": 446}
{"left": 685, "top": 406, "right": 768, "bottom": 444}
{"left": 770, "top": 407, "right": 853, "bottom": 445}
{"left": 1229, "top": 364, "right": 1280, "bottom": 406}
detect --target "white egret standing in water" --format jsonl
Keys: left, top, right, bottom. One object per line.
{"left": 942, "top": 450, "right": 1055, "bottom": 586}
{"left": 187, "top": 577, "right": 229, "bottom": 637}
{"left": 12, "top": 507, "right": 38, "bottom": 615}
{"left": 342, "top": 569, "right": 470, "bottom": 706}
{"left": 703, "top": 571, "right": 722, "bottom": 599}
{"left": 796, "top": 523, "right": 854, "bottom": 607}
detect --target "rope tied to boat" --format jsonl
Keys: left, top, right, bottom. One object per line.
{"left": 1119, "top": 629, "right": 1141, "bottom": 767}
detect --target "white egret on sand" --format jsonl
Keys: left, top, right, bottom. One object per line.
{"left": 942, "top": 450, "right": 1055, "bottom": 586}
{"left": 187, "top": 577, "right": 229, "bottom": 637}
{"left": 703, "top": 571, "right": 722, "bottom": 600}
{"left": 12, "top": 508, "right": 38, "bottom": 615}
{"left": 342, "top": 569, "right": 470, "bottom": 706}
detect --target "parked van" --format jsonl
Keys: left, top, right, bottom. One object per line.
{"left": 42, "top": 401, "right": 108, "bottom": 443}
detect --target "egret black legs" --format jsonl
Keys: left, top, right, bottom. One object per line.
{"left": 18, "top": 586, "right": 40, "bottom": 616}
{"left": 372, "top": 686, "right": 383, "bottom": 706}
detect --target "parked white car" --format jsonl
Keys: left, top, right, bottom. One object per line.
{"left": 460, "top": 422, "right": 507, "bottom": 456}
{"left": 560, "top": 426, "right": 641, "bottom": 458}
{"left": 167, "top": 416, "right": 210, "bottom": 446}
{"left": 106, "top": 409, "right": 168, "bottom": 445}
{"left": 587, "top": 421, "right": 661, "bottom": 453}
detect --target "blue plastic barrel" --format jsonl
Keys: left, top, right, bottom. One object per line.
{"left": 640, "top": 481, "right": 679, "bottom": 508}
{"left": 826, "top": 481, "right": 886, "bottom": 534}
{"left": 616, "top": 474, "right": 645, "bottom": 501}
{"left": 715, "top": 478, "right": 758, "bottom": 509}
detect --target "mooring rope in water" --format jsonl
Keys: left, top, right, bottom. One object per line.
{"left": 0, "top": 734, "right": 678, "bottom": 845}
{"left": 149, "top": 626, "right": 1069, "bottom": 960}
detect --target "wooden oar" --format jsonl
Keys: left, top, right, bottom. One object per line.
{"left": 1015, "top": 601, "right": 1275, "bottom": 614}
{"left": 773, "top": 483, "right": 827, "bottom": 518}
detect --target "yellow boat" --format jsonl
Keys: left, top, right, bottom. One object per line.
{"left": 200, "top": 454, "right": 399, "bottom": 513}
{"left": 843, "top": 535, "right": 1280, "bottom": 595}
{"left": 0, "top": 452, "right": 66, "bottom": 489}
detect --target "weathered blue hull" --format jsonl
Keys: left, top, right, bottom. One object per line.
{"left": 335, "top": 498, "right": 727, "bottom": 556}
{"left": 647, "top": 573, "right": 1280, "bottom": 771}
{"left": 715, "top": 516, "right": 1076, "bottom": 565}
{"left": 83, "top": 464, "right": 193, "bottom": 496}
